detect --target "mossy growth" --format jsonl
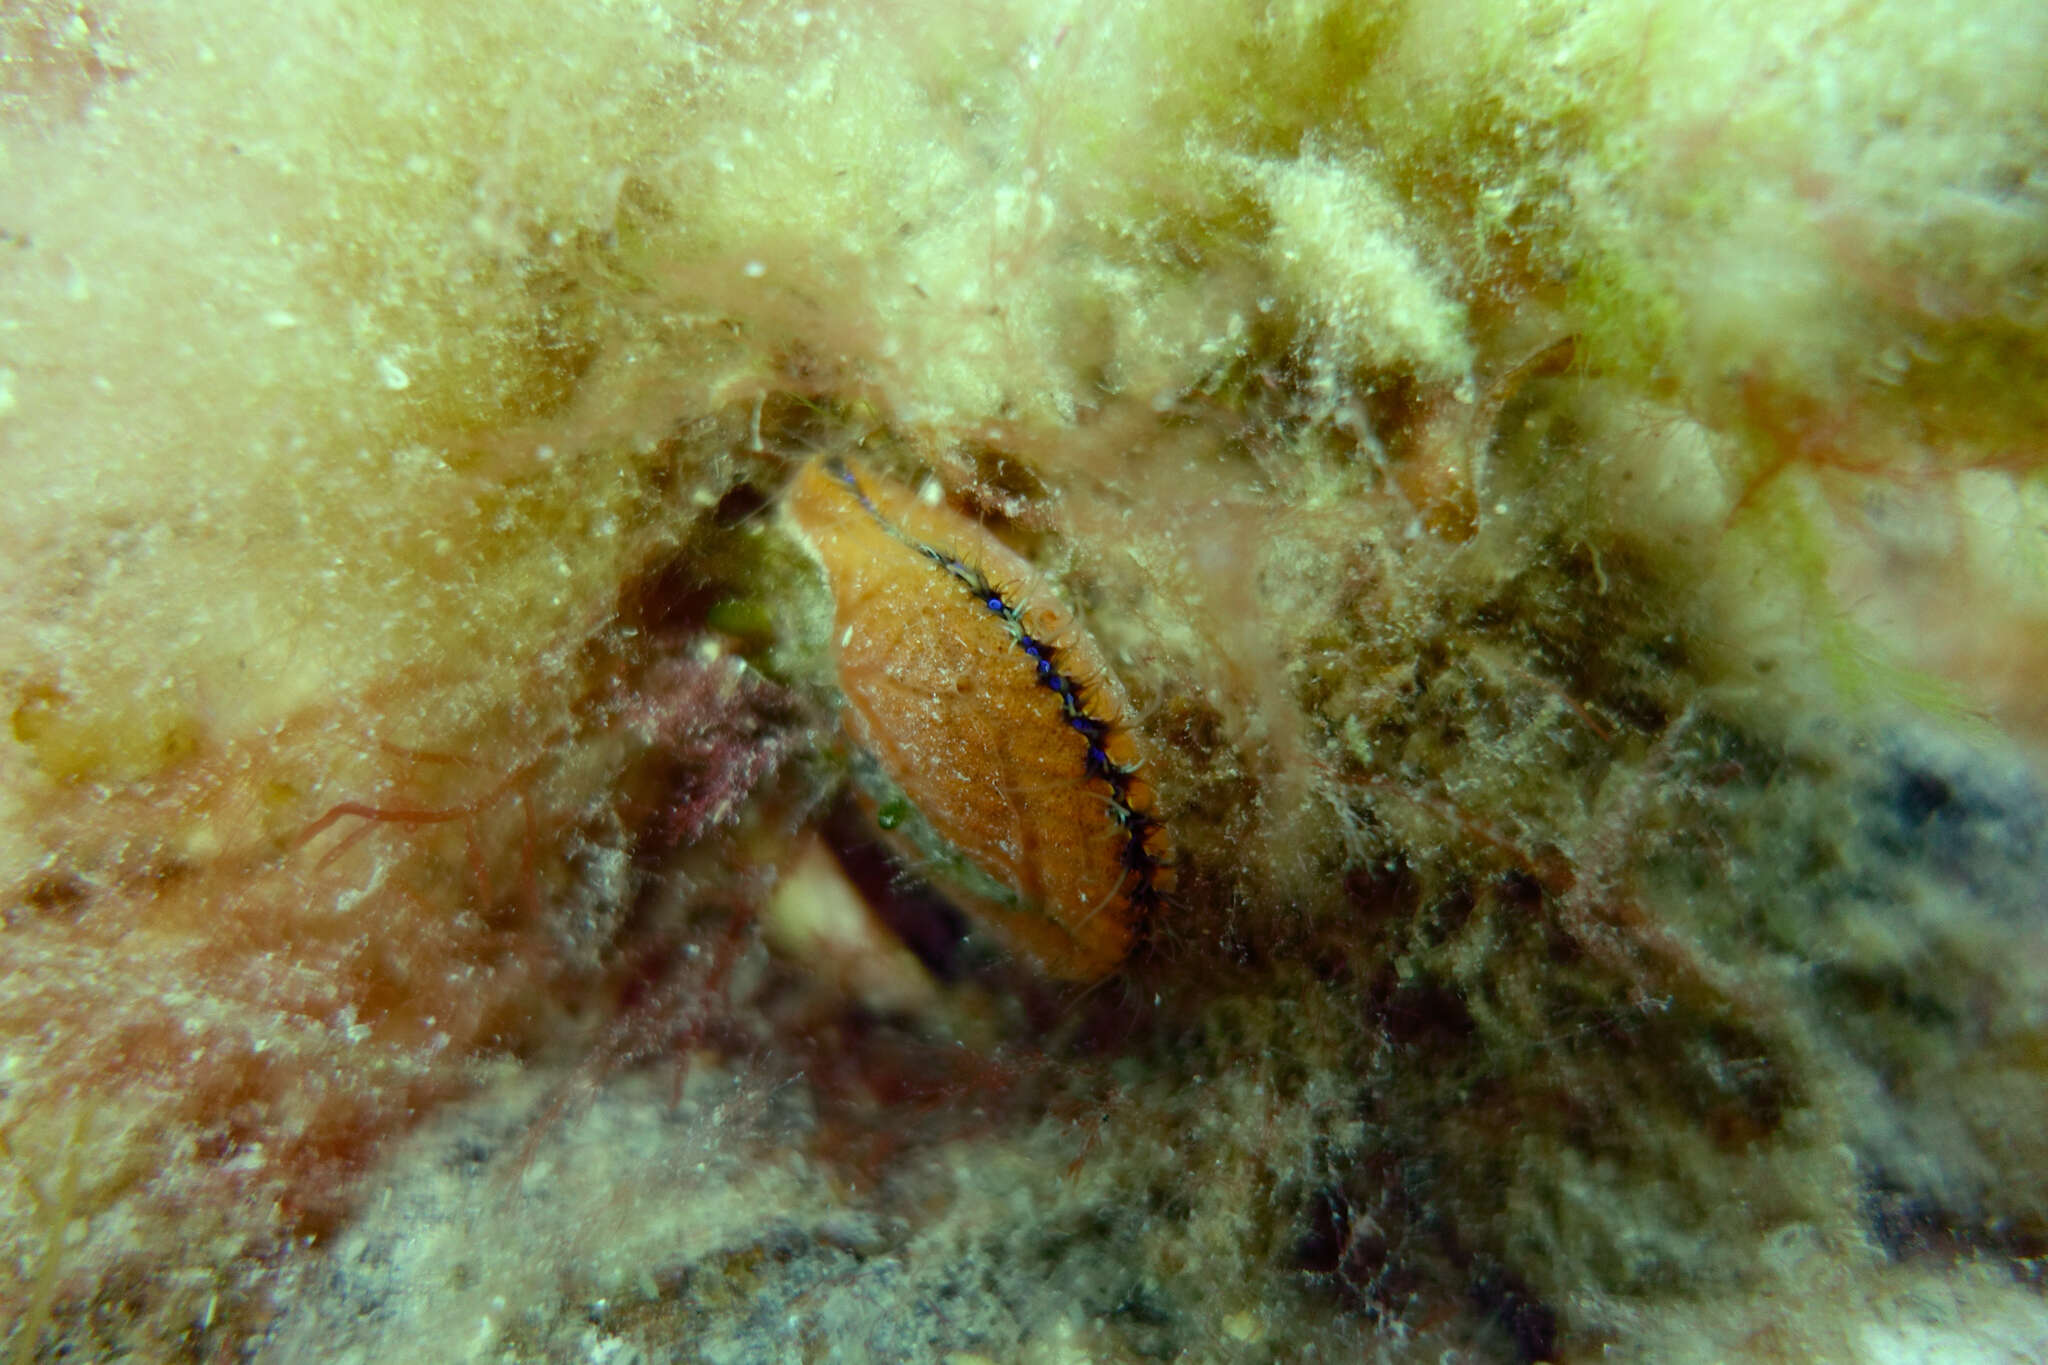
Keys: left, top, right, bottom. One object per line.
{"left": 4, "top": 1, "right": 2047, "bottom": 1361}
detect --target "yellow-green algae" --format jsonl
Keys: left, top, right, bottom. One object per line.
{"left": 2, "top": 0, "right": 2046, "bottom": 1360}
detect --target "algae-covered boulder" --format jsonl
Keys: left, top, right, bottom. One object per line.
{"left": 3, "top": 2, "right": 2045, "bottom": 1360}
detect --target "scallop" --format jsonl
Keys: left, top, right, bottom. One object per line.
{"left": 784, "top": 456, "right": 1166, "bottom": 980}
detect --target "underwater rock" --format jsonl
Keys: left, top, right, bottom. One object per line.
{"left": 4, "top": 1, "right": 2047, "bottom": 1361}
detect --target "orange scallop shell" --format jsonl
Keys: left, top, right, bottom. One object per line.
{"left": 784, "top": 457, "right": 1165, "bottom": 980}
